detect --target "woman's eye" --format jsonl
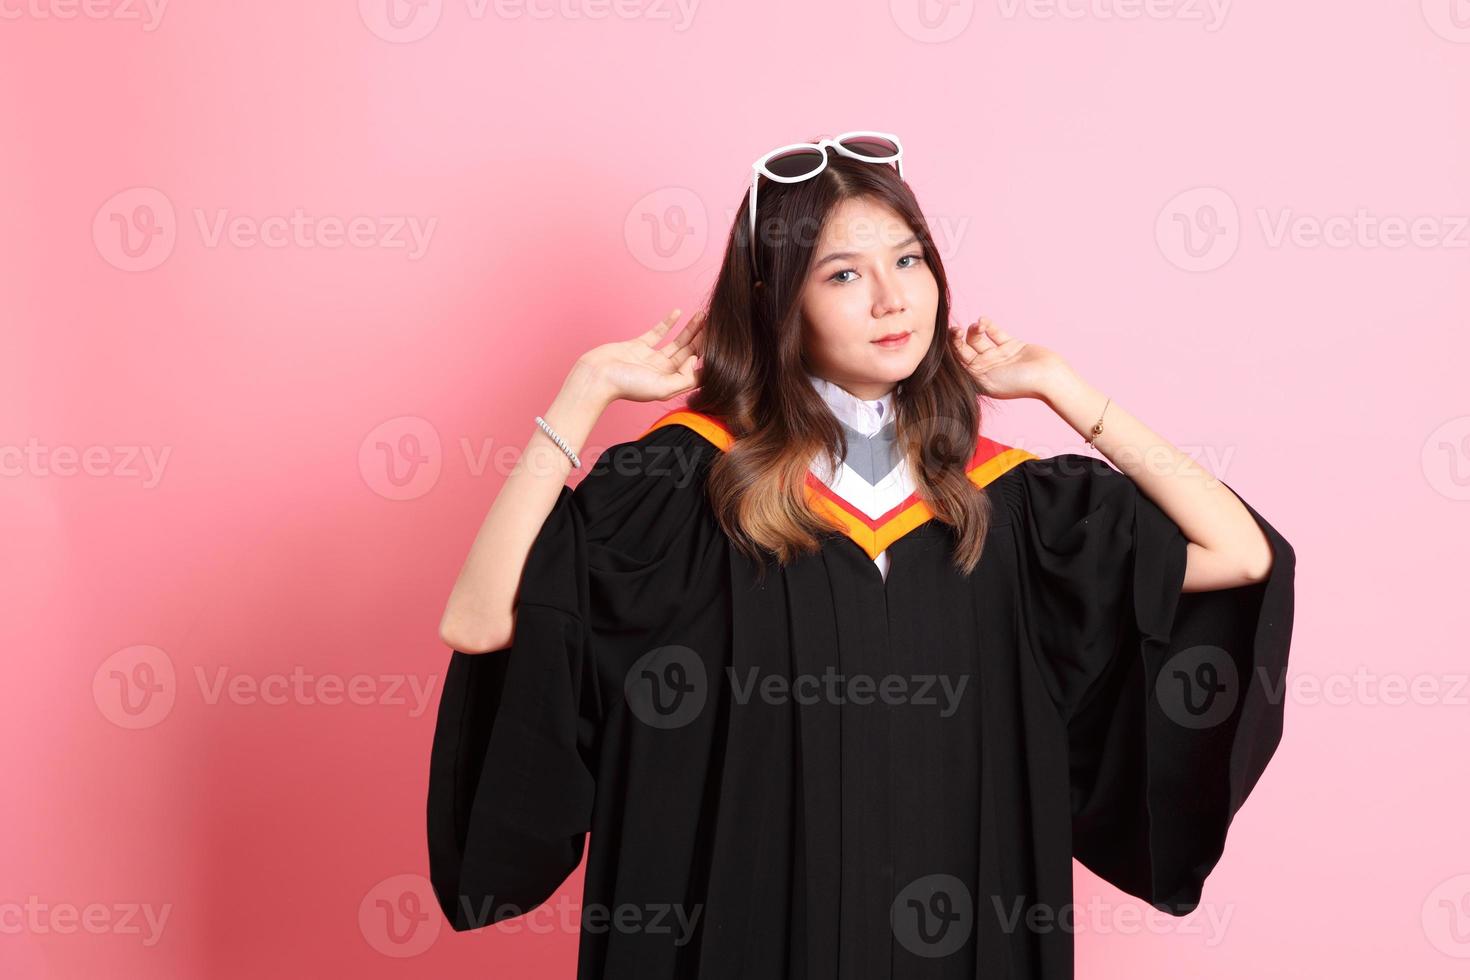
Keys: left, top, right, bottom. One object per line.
{"left": 829, "top": 254, "right": 924, "bottom": 284}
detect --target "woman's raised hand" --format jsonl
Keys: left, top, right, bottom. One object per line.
{"left": 578, "top": 307, "right": 707, "bottom": 404}
{"left": 949, "top": 315, "right": 1072, "bottom": 401}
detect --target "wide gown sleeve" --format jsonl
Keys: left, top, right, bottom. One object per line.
{"left": 426, "top": 482, "right": 598, "bottom": 932}
{"left": 1010, "top": 453, "right": 1296, "bottom": 916}
{"left": 425, "top": 425, "right": 714, "bottom": 932}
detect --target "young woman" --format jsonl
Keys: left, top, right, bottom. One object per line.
{"left": 427, "top": 134, "right": 1296, "bottom": 980}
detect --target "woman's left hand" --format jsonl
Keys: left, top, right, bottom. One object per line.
{"left": 949, "top": 316, "right": 1074, "bottom": 401}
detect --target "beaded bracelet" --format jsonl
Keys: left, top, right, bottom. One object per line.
{"left": 1085, "top": 397, "right": 1111, "bottom": 448}
{"left": 534, "top": 415, "right": 582, "bottom": 469}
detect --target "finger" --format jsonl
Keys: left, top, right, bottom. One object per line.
{"left": 950, "top": 327, "right": 978, "bottom": 366}
{"left": 660, "top": 309, "right": 706, "bottom": 359}
{"left": 667, "top": 343, "right": 699, "bottom": 374}
{"left": 641, "top": 307, "right": 683, "bottom": 346}
{"left": 658, "top": 310, "right": 702, "bottom": 360}
{"left": 662, "top": 328, "right": 702, "bottom": 368}
{"left": 982, "top": 318, "right": 1014, "bottom": 345}
{"left": 967, "top": 320, "right": 996, "bottom": 355}
{"left": 661, "top": 354, "right": 700, "bottom": 399}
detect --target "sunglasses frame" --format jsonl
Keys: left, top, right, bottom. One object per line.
{"left": 747, "top": 130, "right": 905, "bottom": 249}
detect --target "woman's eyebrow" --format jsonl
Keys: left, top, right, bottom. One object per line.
{"left": 813, "top": 233, "right": 920, "bottom": 269}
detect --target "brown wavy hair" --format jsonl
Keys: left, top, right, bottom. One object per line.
{"left": 686, "top": 146, "right": 994, "bottom": 579}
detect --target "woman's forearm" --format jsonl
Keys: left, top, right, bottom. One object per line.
{"left": 438, "top": 361, "right": 615, "bottom": 654}
{"left": 1039, "top": 368, "right": 1275, "bottom": 593}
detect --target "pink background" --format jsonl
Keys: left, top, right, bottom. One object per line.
{"left": 4, "top": 1, "right": 1468, "bottom": 976}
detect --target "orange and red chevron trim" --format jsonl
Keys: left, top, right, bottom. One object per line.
{"left": 640, "top": 407, "right": 1037, "bottom": 559}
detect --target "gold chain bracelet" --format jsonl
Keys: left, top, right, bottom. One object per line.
{"left": 1085, "top": 397, "right": 1110, "bottom": 448}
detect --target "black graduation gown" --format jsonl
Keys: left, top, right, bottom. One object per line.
{"left": 425, "top": 407, "right": 1296, "bottom": 979}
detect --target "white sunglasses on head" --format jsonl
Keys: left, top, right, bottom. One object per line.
{"left": 747, "top": 131, "right": 905, "bottom": 247}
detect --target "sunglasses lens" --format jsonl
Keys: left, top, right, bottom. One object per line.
{"left": 764, "top": 148, "right": 827, "bottom": 179}
{"left": 838, "top": 135, "right": 899, "bottom": 160}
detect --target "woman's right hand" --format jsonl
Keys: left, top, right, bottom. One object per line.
{"left": 577, "top": 307, "right": 707, "bottom": 404}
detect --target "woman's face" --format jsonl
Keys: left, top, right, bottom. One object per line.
{"left": 799, "top": 196, "right": 938, "bottom": 400}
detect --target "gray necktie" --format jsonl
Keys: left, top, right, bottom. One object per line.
{"left": 834, "top": 416, "right": 901, "bottom": 486}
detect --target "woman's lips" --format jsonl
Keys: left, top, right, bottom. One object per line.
{"left": 872, "top": 331, "right": 912, "bottom": 349}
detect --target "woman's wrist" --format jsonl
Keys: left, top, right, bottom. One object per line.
{"left": 525, "top": 362, "right": 617, "bottom": 476}
{"left": 562, "top": 357, "right": 619, "bottom": 411}
{"left": 1038, "top": 367, "right": 1108, "bottom": 444}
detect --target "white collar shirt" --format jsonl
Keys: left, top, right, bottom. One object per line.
{"left": 804, "top": 373, "right": 916, "bottom": 581}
